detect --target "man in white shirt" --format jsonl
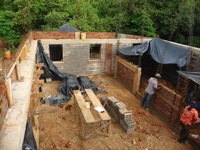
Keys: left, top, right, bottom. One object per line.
{"left": 141, "top": 76, "right": 160, "bottom": 109}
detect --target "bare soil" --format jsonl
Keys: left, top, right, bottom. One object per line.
{"left": 38, "top": 75, "right": 194, "bottom": 150}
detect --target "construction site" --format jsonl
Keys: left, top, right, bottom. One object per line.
{"left": 0, "top": 31, "right": 200, "bottom": 150}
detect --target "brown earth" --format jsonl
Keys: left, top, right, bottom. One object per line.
{"left": 38, "top": 74, "right": 194, "bottom": 150}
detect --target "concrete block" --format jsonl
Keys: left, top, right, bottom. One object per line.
{"left": 118, "top": 108, "right": 128, "bottom": 119}
{"left": 114, "top": 102, "right": 126, "bottom": 111}
{"left": 108, "top": 96, "right": 119, "bottom": 107}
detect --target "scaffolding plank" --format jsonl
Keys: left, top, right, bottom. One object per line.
{"left": 85, "top": 89, "right": 111, "bottom": 121}
{"left": 74, "top": 90, "right": 95, "bottom": 123}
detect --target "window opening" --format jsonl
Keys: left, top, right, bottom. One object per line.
{"left": 90, "top": 44, "right": 101, "bottom": 60}
{"left": 49, "top": 45, "right": 63, "bottom": 61}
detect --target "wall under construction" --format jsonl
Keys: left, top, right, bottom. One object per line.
{"left": 1, "top": 31, "right": 200, "bottom": 149}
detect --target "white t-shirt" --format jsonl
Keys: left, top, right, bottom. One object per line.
{"left": 145, "top": 77, "right": 158, "bottom": 95}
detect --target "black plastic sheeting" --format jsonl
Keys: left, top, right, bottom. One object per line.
{"left": 22, "top": 121, "right": 37, "bottom": 150}
{"left": 118, "top": 38, "right": 191, "bottom": 67}
{"left": 57, "top": 24, "right": 81, "bottom": 32}
{"left": 36, "top": 40, "right": 71, "bottom": 81}
{"left": 59, "top": 75, "right": 80, "bottom": 96}
{"left": 47, "top": 93, "right": 70, "bottom": 106}
{"left": 177, "top": 71, "right": 200, "bottom": 85}
{"left": 78, "top": 76, "right": 99, "bottom": 94}
{"left": 36, "top": 40, "right": 99, "bottom": 106}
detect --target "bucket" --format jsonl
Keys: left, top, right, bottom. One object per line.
{"left": 81, "top": 33, "right": 86, "bottom": 40}
{"left": 5, "top": 50, "right": 11, "bottom": 60}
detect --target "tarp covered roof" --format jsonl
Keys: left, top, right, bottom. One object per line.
{"left": 177, "top": 71, "right": 200, "bottom": 85}
{"left": 118, "top": 38, "right": 191, "bottom": 67}
{"left": 57, "top": 24, "right": 80, "bottom": 32}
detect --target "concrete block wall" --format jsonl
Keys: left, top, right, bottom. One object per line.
{"left": 42, "top": 42, "right": 108, "bottom": 75}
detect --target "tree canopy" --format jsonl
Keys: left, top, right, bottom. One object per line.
{"left": 0, "top": 0, "right": 200, "bottom": 49}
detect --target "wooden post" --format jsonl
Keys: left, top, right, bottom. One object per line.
{"left": 105, "top": 44, "right": 112, "bottom": 75}
{"left": 5, "top": 78, "right": 12, "bottom": 108}
{"left": 114, "top": 57, "right": 117, "bottom": 78}
{"left": 132, "top": 68, "right": 141, "bottom": 94}
{"left": 15, "top": 61, "right": 21, "bottom": 81}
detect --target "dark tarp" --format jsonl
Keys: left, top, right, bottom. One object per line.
{"left": 117, "top": 42, "right": 149, "bottom": 56}
{"left": 57, "top": 24, "right": 80, "bottom": 32}
{"left": 36, "top": 40, "right": 71, "bottom": 81}
{"left": 78, "top": 76, "right": 99, "bottom": 94}
{"left": 22, "top": 121, "right": 37, "bottom": 150}
{"left": 118, "top": 38, "right": 191, "bottom": 67}
{"left": 177, "top": 71, "right": 200, "bottom": 85}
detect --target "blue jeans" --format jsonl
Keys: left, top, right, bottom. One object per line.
{"left": 185, "top": 91, "right": 194, "bottom": 105}
{"left": 141, "top": 92, "right": 153, "bottom": 109}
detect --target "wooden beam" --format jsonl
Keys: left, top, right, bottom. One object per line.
{"left": 132, "top": 68, "right": 141, "bottom": 94}
{"left": 34, "top": 70, "right": 44, "bottom": 75}
{"left": 31, "top": 92, "right": 45, "bottom": 98}
{"left": 6, "top": 61, "right": 17, "bottom": 78}
{"left": 35, "top": 63, "right": 44, "bottom": 67}
{"left": 74, "top": 90, "right": 95, "bottom": 123}
{"left": 116, "top": 56, "right": 138, "bottom": 72}
{"left": 32, "top": 80, "right": 44, "bottom": 84}
{"left": 85, "top": 89, "right": 111, "bottom": 121}
{"left": 15, "top": 60, "right": 21, "bottom": 80}
{"left": 5, "top": 79, "right": 12, "bottom": 108}
{"left": 114, "top": 57, "right": 117, "bottom": 78}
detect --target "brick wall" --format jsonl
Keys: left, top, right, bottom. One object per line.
{"left": 32, "top": 32, "right": 116, "bottom": 40}
{"left": 116, "top": 63, "right": 134, "bottom": 91}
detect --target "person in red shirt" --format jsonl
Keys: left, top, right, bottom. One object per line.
{"left": 178, "top": 100, "right": 199, "bottom": 144}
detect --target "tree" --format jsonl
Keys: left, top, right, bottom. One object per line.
{"left": 0, "top": 11, "right": 20, "bottom": 50}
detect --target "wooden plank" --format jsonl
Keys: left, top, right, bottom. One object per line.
{"left": 32, "top": 80, "right": 44, "bottom": 84}
{"left": 156, "top": 93, "right": 179, "bottom": 112}
{"left": 5, "top": 79, "right": 12, "bottom": 108}
{"left": 114, "top": 57, "right": 117, "bottom": 78}
{"left": 31, "top": 92, "right": 44, "bottom": 98}
{"left": 35, "top": 63, "right": 44, "bottom": 67}
{"left": 34, "top": 70, "right": 44, "bottom": 75}
{"left": 116, "top": 56, "right": 138, "bottom": 72}
{"left": 132, "top": 68, "right": 141, "bottom": 94}
{"left": 85, "top": 89, "right": 111, "bottom": 121}
{"left": 15, "top": 60, "right": 21, "bottom": 80}
{"left": 74, "top": 90, "right": 95, "bottom": 123}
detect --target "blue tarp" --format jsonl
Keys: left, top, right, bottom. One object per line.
{"left": 177, "top": 71, "right": 200, "bottom": 85}
{"left": 118, "top": 38, "right": 191, "bottom": 67}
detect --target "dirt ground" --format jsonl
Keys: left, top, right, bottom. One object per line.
{"left": 38, "top": 74, "right": 194, "bottom": 150}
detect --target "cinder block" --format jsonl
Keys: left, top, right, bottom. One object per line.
{"left": 118, "top": 108, "right": 128, "bottom": 119}
{"left": 124, "top": 118, "right": 136, "bottom": 129}
{"left": 123, "top": 112, "right": 133, "bottom": 120}
{"left": 108, "top": 96, "right": 119, "bottom": 107}
{"left": 114, "top": 102, "right": 126, "bottom": 111}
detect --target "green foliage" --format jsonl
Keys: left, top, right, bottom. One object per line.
{"left": 0, "top": 11, "right": 20, "bottom": 48}
{"left": 41, "top": 10, "right": 69, "bottom": 31}
{"left": 0, "top": 0, "right": 200, "bottom": 48}
{"left": 193, "top": 36, "right": 200, "bottom": 48}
